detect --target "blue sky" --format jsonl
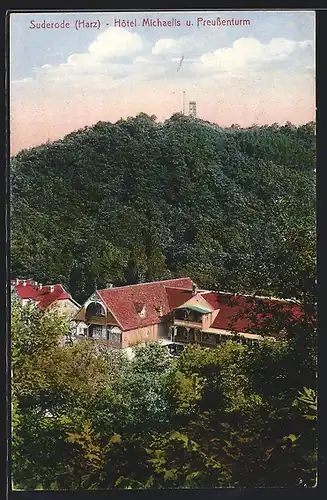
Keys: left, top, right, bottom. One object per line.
{"left": 10, "top": 10, "right": 315, "bottom": 153}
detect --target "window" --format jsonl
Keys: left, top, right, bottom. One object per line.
{"left": 202, "top": 333, "right": 212, "bottom": 343}
{"left": 90, "top": 325, "right": 103, "bottom": 339}
{"left": 175, "top": 309, "right": 187, "bottom": 320}
{"left": 83, "top": 328, "right": 88, "bottom": 336}
{"left": 86, "top": 302, "right": 105, "bottom": 318}
{"left": 107, "top": 329, "right": 122, "bottom": 344}
{"left": 176, "top": 327, "right": 188, "bottom": 341}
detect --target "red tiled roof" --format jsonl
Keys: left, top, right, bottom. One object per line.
{"left": 210, "top": 294, "right": 254, "bottom": 331}
{"left": 97, "top": 277, "right": 303, "bottom": 333}
{"left": 167, "top": 288, "right": 303, "bottom": 333}
{"left": 98, "top": 278, "right": 193, "bottom": 331}
{"left": 12, "top": 279, "right": 71, "bottom": 310}
{"left": 206, "top": 293, "right": 303, "bottom": 332}
{"left": 199, "top": 291, "right": 221, "bottom": 310}
{"left": 165, "top": 287, "right": 194, "bottom": 309}
{"left": 36, "top": 285, "right": 70, "bottom": 310}
{"left": 12, "top": 279, "right": 40, "bottom": 299}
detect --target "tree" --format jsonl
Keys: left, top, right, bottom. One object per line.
{"left": 11, "top": 115, "right": 316, "bottom": 489}
{"left": 11, "top": 117, "right": 315, "bottom": 300}
{"left": 12, "top": 301, "right": 111, "bottom": 489}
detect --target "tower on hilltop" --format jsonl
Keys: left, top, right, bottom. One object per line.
{"left": 189, "top": 101, "right": 197, "bottom": 118}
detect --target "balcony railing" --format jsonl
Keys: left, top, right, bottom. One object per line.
{"left": 173, "top": 319, "right": 202, "bottom": 328}
{"left": 85, "top": 315, "right": 108, "bottom": 325}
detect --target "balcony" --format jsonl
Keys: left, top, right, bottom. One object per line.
{"left": 172, "top": 326, "right": 234, "bottom": 348}
{"left": 172, "top": 326, "right": 202, "bottom": 345}
{"left": 173, "top": 319, "right": 202, "bottom": 328}
{"left": 173, "top": 308, "right": 203, "bottom": 329}
{"left": 85, "top": 302, "right": 106, "bottom": 323}
{"left": 85, "top": 315, "right": 108, "bottom": 325}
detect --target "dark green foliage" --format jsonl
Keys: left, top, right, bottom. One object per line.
{"left": 11, "top": 114, "right": 316, "bottom": 489}
{"left": 12, "top": 303, "right": 316, "bottom": 490}
{"left": 11, "top": 114, "right": 315, "bottom": 302}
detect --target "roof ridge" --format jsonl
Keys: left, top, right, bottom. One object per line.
{"left": 42, "top": 283, "right": 63, "bottom": 288}
{"left": 164, "top": 285, "right": 193, "bottom": 291}
{"left": 202, "top": 289, "right": 296, "bottom": 303}
{"left": 98, "top": 277, "right": 192, "bottom": 292}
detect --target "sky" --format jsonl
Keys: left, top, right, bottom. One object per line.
{"left": 10, "top": 10, "right": 315, "bottom": 154}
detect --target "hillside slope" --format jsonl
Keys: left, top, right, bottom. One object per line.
{"left": 11, "top": 113, "right": 316, "bottom": 303}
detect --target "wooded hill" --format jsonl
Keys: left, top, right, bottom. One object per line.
{"left": 11, "top": 113, "right": 316, "bottom": 303}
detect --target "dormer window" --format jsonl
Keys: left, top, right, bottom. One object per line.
{"left": 134, "top": 302, "right": 146, "bottom": 318}
{"left": 157, "top": 304, "right": 163, "bottom": 316}
{"left": 139, "top": 306, "right": 146, "bottom": 318}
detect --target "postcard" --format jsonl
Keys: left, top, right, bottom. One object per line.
{"left": 9, "top": 9, "right": 316, "bottom": 491}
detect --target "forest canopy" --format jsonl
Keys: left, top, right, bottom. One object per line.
{"left": 10, "top": 114, "right": 317, "bottom": 489}
{"left": 11, "top": 301, "right": 317, "bottom": 490}
{"left": 10, "top": 113, "right": 316, "bottom": 303}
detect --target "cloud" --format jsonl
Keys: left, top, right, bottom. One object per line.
{"left": 171, "top": 57, "right": 197, "bottom": 63}
{"left": 134, "top": 56, "right": 150, "bottom": 63}
{"left": 62, "top": 27, "right": 144, "bottom": 72}
{"left": 88, "top": 27, "right": 143, "bottom": 60}
{"left": 151, "top": 35, "right": 198, "bottom": 56}
{"left": 152, "top": 38, "right": 185, "bottom": 55}
{"left": 35, "top": 28, "right": 143, "bottom": 77}
{"left": 200, "top": 37, "right": 313, "bottom": 74}
{"left": 11, "top": 77, "right": 34, "bottom": 85}
{"left": 11, "top": 32, "right": 314, "bottom": 94}
{"left": 11, "top": 27, "right": 148, "bottom": 93}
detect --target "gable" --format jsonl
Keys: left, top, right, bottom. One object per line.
{"left": 72, "top": 291, "right": 121, "bottom": 327}
{"left": 176, "top": 293, "right": 214, "bottom": 313}
{"left": 98, "top": 277, "right": 193, "bottom": 331}
{"left": 165, "top": 287, "right": 194, "bottom": 309}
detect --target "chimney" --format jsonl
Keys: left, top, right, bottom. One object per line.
{"left": 106, "top": 282, "right": 114, "bottom": 289}
{"left": 22, "top": 280, "right": 27, "bottom": 287}
{"left": 15, "top": 279, "right": 20, "bottom": 285}
{"left": 34, "top": 281, "right": 38, "bottom": 288}
{"left": 38, "top": 283, "right": 42, "bottom": 289}
{"left": 50, "top": 285, "right": 54, "bottom": 293}
{"left": 192, "top": 282, "right": 198, "bottom": 295}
